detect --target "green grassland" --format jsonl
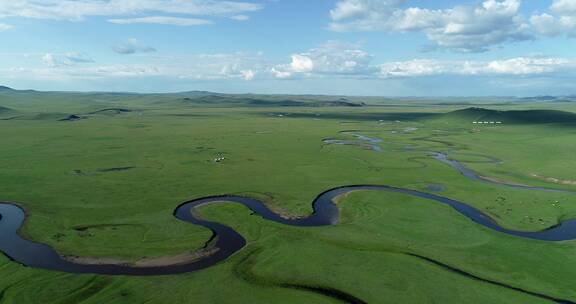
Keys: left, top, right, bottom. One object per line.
{"left": 1, "top": 89, "right": 576, "bottom": 303}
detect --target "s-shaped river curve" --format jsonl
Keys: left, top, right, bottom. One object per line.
{"left": 2, "top": 184, "right": 576, "bottom": 276}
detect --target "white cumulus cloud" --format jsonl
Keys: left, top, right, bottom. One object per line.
{"left": 551, "top": 0, "right": 576, "bottom": 14}
{"left": 379, "top": 56, "right": 576, "bottom": 78}
{"left": 272, "top": 41, "right": 376, "bottom": 78}
{"left": 485, "top": 57, "right": 571, "bottom": 75}
{"left": 41, "top": 52, "right": 94, "bottom": 67}
{"left": 329, "top": 0, "right": 536, "bottom": 52}
{"left": 531, "top": 0, "right": 576, "bottom": 37}
{"left": 240, "top": 69, "right": 256, "bottom": 80}
{"left": 113, "top": 39, "right": 157, "bottom": 55}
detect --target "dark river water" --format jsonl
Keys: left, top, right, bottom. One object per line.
{"left": 2, "top": 183, "right": 576, "bottom": 276}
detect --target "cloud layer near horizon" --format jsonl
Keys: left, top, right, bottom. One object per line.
{"left": 5, "top": 41, "right": 575, "bottom": 83}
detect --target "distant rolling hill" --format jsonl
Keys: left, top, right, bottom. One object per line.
{"left": 179, "top": 95, "right": 366, "bottom": 107}
{"left": 87, "top": 108, "right": 134, "bottom": 115}
{"left": 519, "top": 95, "right": 576, "bottom": 102}
{"left": 58, "top": 108, "right": 135, "bottom": 122}
{"left": 0, "top": 85, "right": 574, "bottom": 112}
{"left": 0, "top": 105, "right": 15, "bottom": 115}
{"left": 438, "top": 107, "right": 576, "bottom": 124}
{"left": 0, "top": 87, "right": 367, "bottom": 108}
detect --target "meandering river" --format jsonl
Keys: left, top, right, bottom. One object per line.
{"left": 1, "top": 130, "right": 576, "bottom": 277}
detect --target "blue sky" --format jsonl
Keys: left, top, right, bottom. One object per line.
{"left": 1, "top": 0, "right": 575, "bottom": 96}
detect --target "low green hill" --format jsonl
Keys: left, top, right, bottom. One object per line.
{"left": 0, "top": 105, "right": 14, "bottom": 115}
{"left": 87, "top": 108, "right": 134, "bottom": 115}
{"left": 438, "top": 107, "right": 576, "bottom": 124}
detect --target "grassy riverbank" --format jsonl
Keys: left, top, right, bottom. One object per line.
{"left": 1, "top": 90, "right": 576, "bottom": 303}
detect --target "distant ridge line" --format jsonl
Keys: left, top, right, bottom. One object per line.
{"left": 0, "top": 85, "right": 575, "bottom": 102}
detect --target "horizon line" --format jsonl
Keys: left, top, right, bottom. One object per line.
{"left": 2, "top": 85, "right": 569, "bottom": 99}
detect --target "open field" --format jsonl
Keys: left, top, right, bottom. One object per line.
{"left": 1, "top": 89, "right": 576, "bottom": 303}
